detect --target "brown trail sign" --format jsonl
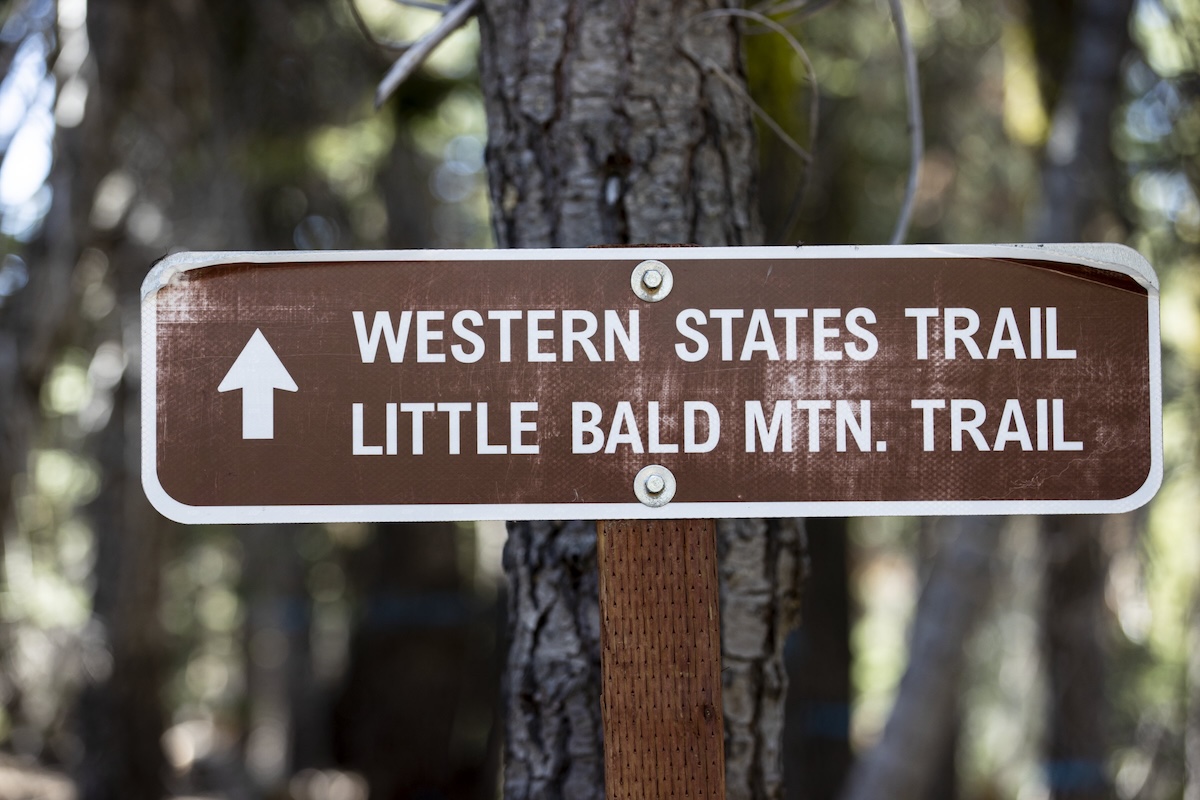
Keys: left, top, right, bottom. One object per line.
{"left": 142, "top": 243, "right": 1160, "bottom": 800}
{"left": 143, "top": 243, "right": 1160, "bottom": 524}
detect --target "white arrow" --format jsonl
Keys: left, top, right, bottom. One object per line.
{"left": 218, "top": 329, "right": 298, "bottom": 440}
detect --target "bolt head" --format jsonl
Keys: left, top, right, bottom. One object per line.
{"left": 645, "top": 474, "right": 666, "bottom": 494}
{"left": 641, "top": 269, "right": 663, "bottom": 290}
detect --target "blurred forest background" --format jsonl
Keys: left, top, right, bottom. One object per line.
{"left": 0, "top": 0, "right": 1197, "bottom": 799}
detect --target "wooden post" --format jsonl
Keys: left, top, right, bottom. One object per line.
{"left": 597, "top": 519, "right": 726, "bottom": 798}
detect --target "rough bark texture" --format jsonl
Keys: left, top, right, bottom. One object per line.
{"left": 478, "top": 2, "right": 801, "bottom": 798}
{"left": 717, "top": 518, "right": 806, "bottom": 800}
{"left": 840, "top": 517, "right": 1002, "bottom": 800}
{"left": 1032, "top": 2, "right": 1133, "bottom": 797}
{"left": 501, "top": 520, "right": 604, "bottom": 800}
{"left": 478, "top": 0, "right": 761, "bottom": 249}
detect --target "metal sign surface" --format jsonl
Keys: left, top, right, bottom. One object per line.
{"left": 141, "top": 244, "right": 1161, "bottom": 523}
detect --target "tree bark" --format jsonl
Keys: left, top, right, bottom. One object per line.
{"left": 718, "top": 518, "right": 806, "bottom": 800}
{"left": 1031, "top": 2, "right": 1133, "bottom": 797}
{"left": 500, "top": 519, "right": 604, "bottom": 800}
{"left": 840, "top": 517, "right": 1002, "bottom": 800}
{"left": 478, "top": 0, "right": 760, "bottom": 249}
{"left": 477, "top": 3, "right": 806, "bottom": 797}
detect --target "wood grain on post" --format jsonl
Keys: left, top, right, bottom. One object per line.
{"left": 597, "top": 519, "right": 726, "bottom": 799}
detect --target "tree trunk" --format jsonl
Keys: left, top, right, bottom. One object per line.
{"left": 76, "top": 380, "right": 170, "bottom": 800}
{"left": 784, "top": 518, "right": 852, "bottom": 800}
{"left": 499, "top": 519, "right": 604, "bottom": 800}
{"left": 477, "top": 2, "right": 805, "bottom": 797}
{"left": 1031, "top": 1, "right": 1133, "bottom": 797}
{"left": 839, "top": 517, "right": 1002, "bottom": 800}
{"left": 916, "top": 518, "right": 961, "bottom": 800}
{"left": 334, "top": 110, "right": 502, "bottom": 800}
{"left": 334, "top": 522, "right": 489, "bottom": 799}
{"left": 1039, "top": 516, "right": 1109, "bottom": 800}
{"left": 1030, "top": 0, "right": 1134, "bottom": 245}
{"left": 68, "top": 1, "right": 192, "bottom": 793}
{"left": 478, "top": 0, "right": 760, "bottom": 250}
{"left": 719, "top": 518, "right": 806, "bottom": 800}
{"left": 240, "top": 525, "right": 317, "bottom": 793}
{"left": 63, "top": 1, "right": 376, "bottom": 794}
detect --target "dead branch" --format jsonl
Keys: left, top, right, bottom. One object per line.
{"left": 683, "top": 9, "right": 820, "bottom": 243}
{"left": 887, "top": 0, "right": 923, "bottom": 245}
{"left": 345, "top": 0, "right": 408, "bottom": 54}
{"left": 388, "top": 0, "right": 453, "bottom": 10}
{"left": 751, "top": 0, "right": 842, "bottom": 23}
{"left": 374, "top": 0, "right": 480, "bottom": 108}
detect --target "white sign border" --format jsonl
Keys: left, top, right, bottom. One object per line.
{"left": 142, "top": 243, "right": 1162, "bottom": 525}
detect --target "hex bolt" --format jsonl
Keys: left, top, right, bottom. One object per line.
{"left": 633, "top": 464, "right": 676, "bottom": 507}
{"left": 631, "top": 260, "right": 673, "bottom": 302}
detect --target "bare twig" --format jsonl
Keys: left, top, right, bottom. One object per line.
{"left": 683, "top": 9, "right": 820, "bottom": 243}
{"left": 388, "top": 0, "right": 453, "bottom": 10}
{"left": 841, "top": 518, "right": 1003, "bottom": 800}
{"left": 887, "top": 0, "right": 923, "bottom": 245}
{"left": 704, "top": 64, "right": 812, "bottom": 164}
{"left": 345, "top": 0, "right": 409, "bottom": 54}
{"left": 374, "top": 0, "right": 480, "bottom": 108}
{"left": 751, "top": 0, "right": 842, "bottom": 23}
